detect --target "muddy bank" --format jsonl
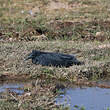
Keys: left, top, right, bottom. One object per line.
{"left": 1, "top": 76, "right": 110, "bottom": 110}
{"left": 0, "top": 79, "right": 59, "bottom": 110}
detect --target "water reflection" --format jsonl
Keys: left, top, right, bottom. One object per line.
{"left": 0, "top": 82, "right": 24, "bottom": 95}
{"left": 56, "top": 87, "right": 110, "bottom": 110}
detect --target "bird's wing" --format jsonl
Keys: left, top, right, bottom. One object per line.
{"left": 38, "top": 53, "right": 75, "bottom": 61}
{"left": 57, "top": 53, "right": 75, "bottom": 60}
{"left": 37, "top": 54, "right": 63, "bottom": 66}
{"left": 57, "top": 53, "right": 81, "bottom": 65}
{"left": 35, "top": 53, "right": 81, "bottom": 67}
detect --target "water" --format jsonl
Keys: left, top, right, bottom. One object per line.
{"left": 0, "top": 82, "right": 24, "bottom": 95}
{"left": 1, "top": 81, "right": 110, "bottom": 110}
{"left": 56, "top": 87, "right": 110, "bottom": 110}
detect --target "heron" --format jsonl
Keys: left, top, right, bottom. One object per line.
{"left": 25, "top": 50, "right": 83, "bottom": 67}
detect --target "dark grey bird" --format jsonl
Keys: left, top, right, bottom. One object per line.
{"left": 25, "top": 50, "right": 83, "bottom": 67}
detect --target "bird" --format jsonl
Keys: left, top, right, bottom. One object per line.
{"left": 25, "top": 50, "right": 83, "bottom": 67}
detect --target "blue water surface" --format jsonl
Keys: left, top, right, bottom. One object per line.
{"left": 56, "top": 87, "right": 110, "bottom": 110}
{"left": 0, "top": 83, "right": 24, "bottom": 95}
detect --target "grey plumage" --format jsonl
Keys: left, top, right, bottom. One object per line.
{"left": 25, "top": 50, "right": 83, "bottom": 67}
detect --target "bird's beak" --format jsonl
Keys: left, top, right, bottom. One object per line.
{"left": 24, "top": 53, "right": 33, "bottom": 61}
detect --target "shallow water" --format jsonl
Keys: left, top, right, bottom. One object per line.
{"left": 1, "top": 81, "right": 110, "bottom": 110}
{"left": 56, "top": 87, "right": 110, "bottom": 110}
{"left": 0, "top": 82, "right": 24, "bottom": 95}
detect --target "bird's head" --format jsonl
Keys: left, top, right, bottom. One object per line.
{"left": 24, "top": 50, "right": 41, "bottom": 60}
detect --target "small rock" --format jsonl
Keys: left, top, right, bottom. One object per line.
{"left": 98, "top": 44, "right": 110, "bottom": 49}
{"left": 21, "top": 10, "right": 24, "bottom": 14}
{"left": 9, "top": 38, "right": 13, "bottom": 41}
{"left": 28, "top": 10, "right": 33, "bottom": 15}
{"left": 24, "top": 92, "right": 31, "bottom": 96}
{"left": 95, "top": 32, "right": 107, "bottom": 41}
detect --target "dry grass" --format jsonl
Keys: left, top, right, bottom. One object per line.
{"left": 0, "top": 0, "right": 110, "bottom": 109}
{"left": 0, "top": 0, "right": 110, "bottom": 41}
{"left": 0, "top": 40, "right": 110, "bottom": 81}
